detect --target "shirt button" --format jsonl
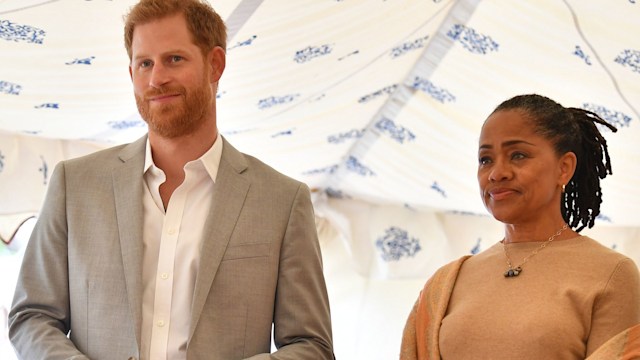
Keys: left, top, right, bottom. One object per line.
{"left": 157, "top": 320, "right": 165, "bottom": 327}
{"left": 168, "top": 229, "right": 176, "bottom": 235}
{"left": 160, "top": 273, "right": 169, "bottom": 280}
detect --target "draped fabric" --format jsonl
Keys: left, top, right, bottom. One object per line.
{"left": 1, "top": 1, "right": 639, "bottom": 358}
{"left": 588, "top": 324, "right": 640, "bottom": 360}
{"left": 400, "top": 256, "right": 471, "bottom": 359}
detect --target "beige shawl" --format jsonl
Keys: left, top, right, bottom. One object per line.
{"left": 400, "top": 256, "right": 640, "bottom": 360}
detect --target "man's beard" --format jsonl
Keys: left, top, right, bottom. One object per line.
{"left": 135, "top": 78, "right": 212, "bottom": 138}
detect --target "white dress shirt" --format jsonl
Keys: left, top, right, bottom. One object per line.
{"left": 140, "top": 133, "right": 223, "bottom": 360}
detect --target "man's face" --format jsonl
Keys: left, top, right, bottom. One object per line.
{"left": 129, "top": 13, "right": 213, "bottom": 138}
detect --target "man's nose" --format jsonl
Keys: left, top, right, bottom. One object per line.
{"left": 149, "top": 63, "right": 170, "bottom": 88}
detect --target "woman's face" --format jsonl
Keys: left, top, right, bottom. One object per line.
{"left": 477, "top": 109, "right": 572, "bottom": 225}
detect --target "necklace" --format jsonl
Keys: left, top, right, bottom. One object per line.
{"left": 502, "top": 224, "right": 568, "bottom": 278}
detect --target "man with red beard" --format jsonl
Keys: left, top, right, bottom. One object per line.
{"left": 9, "top": 1, "right": 335, "bottom": 359}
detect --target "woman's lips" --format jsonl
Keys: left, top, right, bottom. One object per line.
{"left": 489, "top": 188, "right": 516, "bottom": 201}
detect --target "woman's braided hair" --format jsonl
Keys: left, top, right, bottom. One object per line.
{"left": 491, "top": 94, "right": 617, "bottom": 232}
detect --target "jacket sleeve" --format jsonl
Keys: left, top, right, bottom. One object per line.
{"left": 246, "top": 183, "right": 334, "bottom": 360}
{"left": 9, "top": 162, "right": 89, "bottom": 360}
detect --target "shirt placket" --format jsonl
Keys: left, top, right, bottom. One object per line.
{"left": 148, "top": 182, "right": 190, "bottom": 360}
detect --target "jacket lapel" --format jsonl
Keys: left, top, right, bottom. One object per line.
{"left": 189, "top": 137, "right": 250, "bottom": 340}
{"left": 112, "top": 136, "right": 147, "bottom": 349}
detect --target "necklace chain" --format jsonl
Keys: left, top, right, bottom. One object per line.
{"left": 502, "top": 224, "right": 568, "bottom": 278}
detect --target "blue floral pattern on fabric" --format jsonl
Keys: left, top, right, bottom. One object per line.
{"left": 375, "top": 226, "right": 421, "bottom": 261}
{"left": 614, "top": 49, "right": 640, "bottom": 73}
{"left": 65, "top": 56, "right": 95, "bottom": 65}
{"left": 38, "top": 156, "right": 48, "bottom": 185}
{"left": 34, "top": 103, "right": 60, "bottom": 109}
{"left": 0, "top": 80, "right": 22, "bottom": 95}
{"left": 431, "top": 181, "right": 447, "bottom": 198}
{"left": 412, "top": 76, "right": 455, "bottom": 103}
{"left": 470, "top": 238, "right": 482, "bottom": 255}
{"left": 0, "top": 19, "right": 46, "bottom": 44}
{"left": 229, "top": 35, "right": 257, "bottom": 50}
{"left": 597, "top": 213, "right": 612, "bottom": 222}
{"left": 327, "top": 128, "right": 365, "bottom": 144}
{"left": 358, "top": 84, "right": 398, "bottom": 104}
{"left": 294, "top": 44, "right": 333, "bottom": 63}
{"left": 374, "top": 118, "right": 415, "bottom": 144}
{"left": 346, "top": 156, "right": 375, "bottom": 176}
{"left": 449, "top": 210, "right": 478, "bottom": 216}
{"left": 325, "top": 187, "right": 350, "bottom": 199}
{"left": 303, "top": 164, "right": 339, "bottom": 175}
{"left": 404, "top": 203, "right": 418, "bottom": 212}
{"left": 272, "top": 129, "right": 295, "bottom": 138}
{"left": 258, "top": 94, "right": 300, "bottom": 109}
{"left": 582, "top": 103, "right": 632, "bottom": 129}
{"left": 447, "top": 24, "right": 499, "bottom": 54}
{"left": 108, "top": 120, "right": 146, "bottom": 130}
{"left": 390, "top": 35, "right": 430, "bottom": 58}
{"left": 0, "top": 150, "right": 5, "bottom": 173}
{"left": 573, "top": 45, "right": 592, "bottom": 65}
{"left": 338, "top": 50, "right": 359, "bottom": 61}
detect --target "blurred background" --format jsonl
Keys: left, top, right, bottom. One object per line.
{"left": 1, "top": 0, "right": 639, "bottom": 358}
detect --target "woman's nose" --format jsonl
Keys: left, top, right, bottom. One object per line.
{"left": 488, "top": 160, "right": 512, "bottom": 182}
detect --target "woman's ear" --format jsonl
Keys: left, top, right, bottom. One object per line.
{"left": 559, "top": 151, "right": 577, "bottom": 187}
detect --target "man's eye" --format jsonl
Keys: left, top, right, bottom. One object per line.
{"left": 140, "top": 60, "right": 152, "bottom": 68}
{"left": 171, "top": 55, "right": 183, "bottom": 62}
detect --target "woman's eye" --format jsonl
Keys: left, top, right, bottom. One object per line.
{"left": 479, "top": 157, "right": 491, "bottom": 165}
{"left": 511, "top": 152, "right": 526, "bottom": 160}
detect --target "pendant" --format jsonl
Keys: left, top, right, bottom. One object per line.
{"left": 504, "top": 266, "right": 522, "bottom": 278}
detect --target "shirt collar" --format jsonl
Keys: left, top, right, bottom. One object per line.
{"left": 143, "top": 132, "right": 224, "bottom": 183}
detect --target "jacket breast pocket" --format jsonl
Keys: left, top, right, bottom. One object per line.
{"left": 221, "top": 243, "right": 270, "bottom": 261}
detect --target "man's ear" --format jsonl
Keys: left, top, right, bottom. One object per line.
{"left": 208, "top": 46, "right": 226, "bottom": 84}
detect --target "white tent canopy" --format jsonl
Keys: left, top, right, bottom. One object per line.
{"left": 1, "top": 0, "right": 639, "bottom": 358}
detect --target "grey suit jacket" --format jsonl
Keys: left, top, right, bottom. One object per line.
{"left": 9, "top": 136, "right": 334, "bottom": 359}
